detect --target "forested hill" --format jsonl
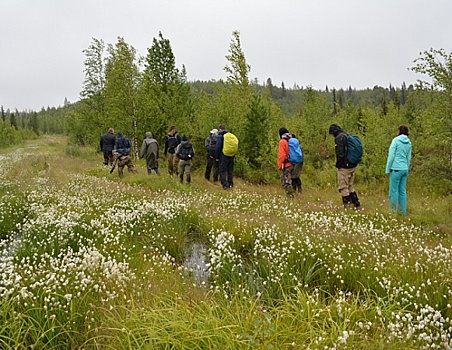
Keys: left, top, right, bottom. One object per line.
{"left": 190, "top": 79, "right": 415, "bottom": 115}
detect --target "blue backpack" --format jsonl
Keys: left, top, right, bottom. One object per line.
{"left": 346, "top": 135, "right": 363, "bottom": 164}
{"left": 287, "top": 137, "right": 303, "bottom": 164}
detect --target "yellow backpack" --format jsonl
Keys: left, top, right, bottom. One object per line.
{"left": 222, "top": 132, "right": 239, "bottom": 157}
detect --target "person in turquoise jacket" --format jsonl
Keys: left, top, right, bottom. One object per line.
{"left": 385, "top": 124, "right": 412, "bottom": 215}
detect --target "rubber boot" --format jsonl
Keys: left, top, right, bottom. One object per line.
{"left": 350, "top": 192, "right": 361, "bottom": 209}
{"left": 342, "top": 195, "right": 352, "bottom": 209}
{"left": 179, "top": 173, "right": 184, "bottom": 183}
{"left": 187, "top": 174, "right": 191, "bottom": 184}
{"left": 292, "top": 178, "right": 302, "bottom": 193}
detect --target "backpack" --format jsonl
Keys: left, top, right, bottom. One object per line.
{"left": 222, "top": 132, "right": 239, "bottom": 157}
{"left": 118, "top": 137, "right": 130, "bottom": 149}
{"left": 287, "top": 137, "right": 303, "bottom": 164}
{"left": 208, "top": 135, "right": 217, "bottom": 156}
{"left": 167, "top": 135, "right": 179, "bottom": 153}
{"left": 177, "top": 142, "right": 194, "bottom": 160}
{"left": 117, "top": 137, "right": 131, "bottom": 155}
{"left": 346, "top": 135, "right": 363, "bottom": 164}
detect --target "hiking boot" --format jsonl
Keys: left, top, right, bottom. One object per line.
{"left": 284, "top": 184, "right": 295, "bottom": 197}
{"left": 342, "top": 195, "right": 353, "bottom": 209}
{"left": 350, "top": 192, "right": 361, "bottom": 208}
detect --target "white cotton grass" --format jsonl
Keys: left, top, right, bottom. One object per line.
{"left": 0, "top": 146, "right": 451, "bottom": 349}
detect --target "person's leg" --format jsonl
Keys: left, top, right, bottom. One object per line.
{"left": 213, "top": 160, "right": 220, "bottom": 182}
{"left": 397, "top": 170, "right": 408, "bottom": 215}
{"left": 205, "top": 156, "right": 213, "bottom": 180}
{"left": 179, "top": 160, "right": 185, "bottom": 182}
{"left": 167, "top": 153, "right": 174, "bottom": 175}
{"left": 337, "top": 168, "right": 352, "bottom": 206}
{"left": 291, "top": 163, "right": 302, "bottom": 192}
{"left": 186, "top": 162, "right": 192, "bottom": 183}
{"left": 281, "top": 166, "right": 294, "bottom": 196}
{"left": 227, "top": 157, "right": 234, "bottom": 188}
{"left": 219, "top": 157, "right": 228, "bottom": 189}
{"left": 388, "top": 170, "right": 401, "bottom": 213}
{"left": 173, "top": 156, "right": 180, "bottom": 176}
{"left": 103, "top": 151, "right": 109, "bottom": 165}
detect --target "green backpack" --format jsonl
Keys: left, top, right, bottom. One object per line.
{"left": 222, "top": 132, "right": 239, "bottom": 157}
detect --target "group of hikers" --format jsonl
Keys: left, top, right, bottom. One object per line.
{"left": 278, "top": 123, "right": 412, "bottom": 215}
{"left": 100, "top": 122, "right": 412, "bottom": 215}
{"left": 99, "top": 124, "right": 237, "bottom": 188}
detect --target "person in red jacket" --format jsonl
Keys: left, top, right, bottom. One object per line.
{"left": 277, "top": 127, "right": 295, "bottom": 197}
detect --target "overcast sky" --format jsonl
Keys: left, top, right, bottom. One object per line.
{"left": 1, "top": 0, "right": 451, "bottom": 111}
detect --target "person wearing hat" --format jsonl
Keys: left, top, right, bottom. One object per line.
{"left": 204, "top": 128, "right": 219, "bottom": 182}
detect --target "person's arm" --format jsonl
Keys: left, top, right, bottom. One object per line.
{"left": 139, "top": 140, "right": 146, "bottom": 158}
{"left": 163, "top": 136, "right": 168, "bottom": 156}
{"left": 385, "top": 139, "right": 396, "bottom": 173}
{"left": 335, "top": 134, "right": 347, "bottom": 167}
{"left": 215, "top": 135, "right": 223, "bottom": 159}
{"left": 406, "top": 142, "right": 412, "bottom": 171}
{"left": 277, "top": 139, "right": 289, "bottom": 170}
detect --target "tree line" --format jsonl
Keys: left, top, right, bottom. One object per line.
{"left": 2, "top": 33, "right": 451, "bottom": 193}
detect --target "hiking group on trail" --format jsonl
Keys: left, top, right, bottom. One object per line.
{"left": 99, "top": 122, "right": 412, "bottom": 215}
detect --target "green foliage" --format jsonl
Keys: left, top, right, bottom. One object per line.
{"left": 30, "top": 42, "right": 452, "bottom": 192}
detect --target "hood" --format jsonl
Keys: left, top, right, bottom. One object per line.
{"left": 145, "top": 131, "right": 153, "bottom": 138}
{"left": 329, "top": 124, "right": 344, "bottom": 137}
{"left": 279, "top": 127, "right": 289, "bottom": 138}
{"left": 396, "top": 134, "right": 410, "bottom": 144}
{"left": 117, "top": 132, "right": 124, "bottom": 138}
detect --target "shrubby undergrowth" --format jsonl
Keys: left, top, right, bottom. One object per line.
{"left": 0, "top": 139, "right": 451, "bottom": 349}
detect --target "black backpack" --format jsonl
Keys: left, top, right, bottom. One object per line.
{"left": 208, "top": 135, "right": 217, "bottom": 156}
{"left": 167, "top": 135, "right": 179, "bottom": 153}
{"left": 177, "top": 142, "right": 194, "bottom": 160}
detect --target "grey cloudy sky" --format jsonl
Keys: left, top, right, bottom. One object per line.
{"left": 1, "top": 0, "right": 451, "bottom": 111}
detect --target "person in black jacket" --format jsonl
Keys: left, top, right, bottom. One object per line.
{"left": 100, "top": 128, "right": 116, "bottom": 166}
{"left": 328, "top": 124, "right": 361, "bottom": 209}
{"left": 164, "top": 126, "right": 181, "bottom": 175}
{"left": 204, "top": 128, "right": 219, "bottom": 182}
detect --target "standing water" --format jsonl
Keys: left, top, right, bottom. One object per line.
{"left": 183, "top": 242, "right": 210, "bottom": 284}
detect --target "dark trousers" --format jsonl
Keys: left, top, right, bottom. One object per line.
{"left": 219, "top": 155, "right": 234, "bottom": 189}
{"left": 205, "top": 156, "right": 219, "bottom": 181}
{"left": 103, "top": 150, "right": 114, "bottom": 166}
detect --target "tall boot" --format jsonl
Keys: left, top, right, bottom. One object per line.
{"left": 179, "top": 173, "right": 184, "bottom": 183}
{"left": 292, "top": 178, "right": 302, "bottom": 193}
{"left": 350, "top": 192, "right": 361, "bottom": 208}
{"left": 342, "top": 195, "right": 352, "bottom": 209}
{"left": 187, "top": 174, "right": 191, "bottom": 184}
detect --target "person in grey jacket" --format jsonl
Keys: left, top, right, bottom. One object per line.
{"left": 385, "top": 124, "right": 412, "bottom": 215}
{"left": 139, "top": 131, "right": 160, "bottom": 175}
